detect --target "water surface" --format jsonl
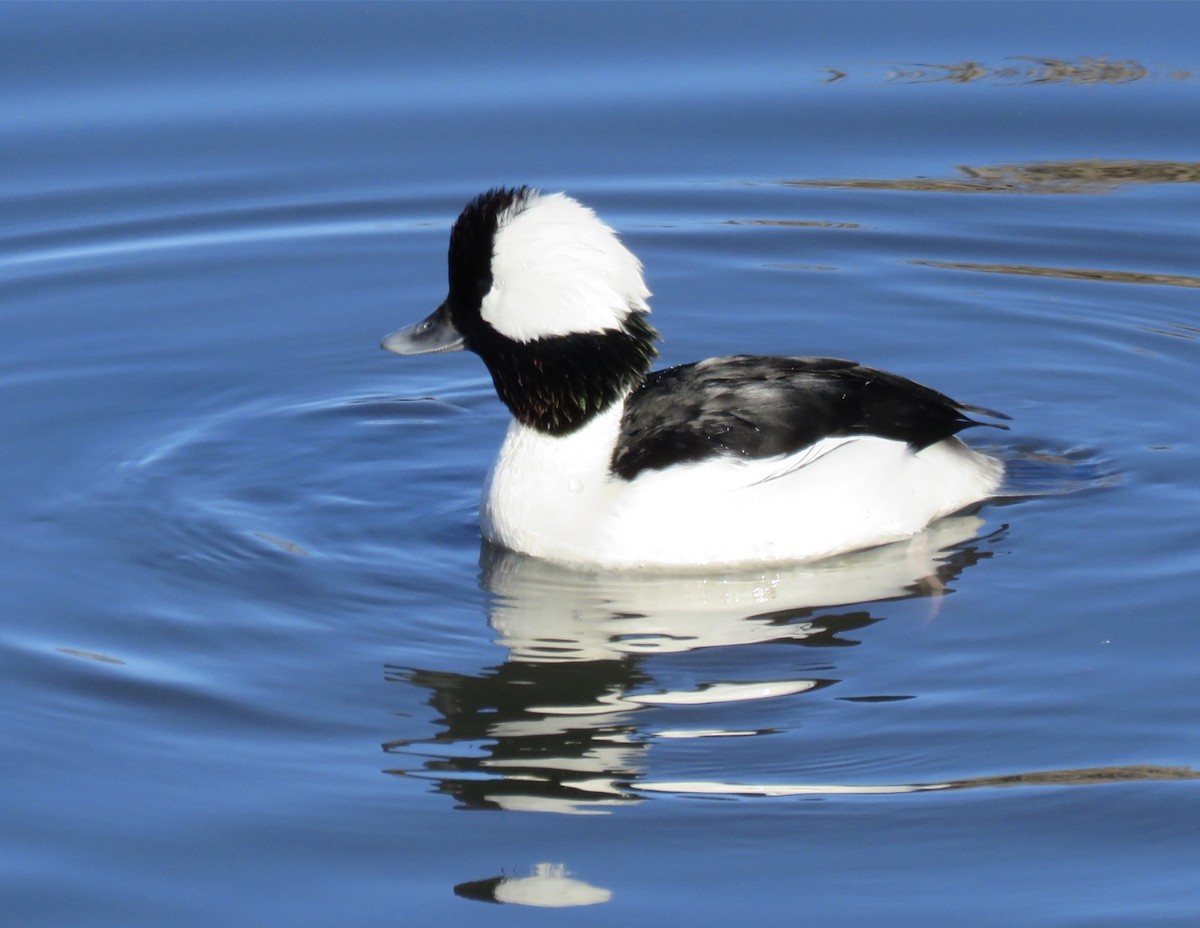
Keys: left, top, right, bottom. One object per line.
{"left": 4, "top": 3, "right": 1200, "bottom": 925}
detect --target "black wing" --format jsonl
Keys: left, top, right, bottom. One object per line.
{"left": 611, "top": 356, "right": 1009, "bottom": 481}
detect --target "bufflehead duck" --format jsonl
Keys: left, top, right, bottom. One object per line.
{"left": 383, "top": 187, "right": 1008, "bottom": 568}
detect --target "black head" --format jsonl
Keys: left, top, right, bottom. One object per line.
{"left": 383, "top": 187, "right": 660, "bottom": 434}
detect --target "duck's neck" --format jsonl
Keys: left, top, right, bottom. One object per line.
{"left": 474, "top": 312, "right": 659, "bottom": 435}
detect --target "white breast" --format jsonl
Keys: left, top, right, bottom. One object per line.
{"left": 480, "top": 406, "right": 1003, "bottom": 568}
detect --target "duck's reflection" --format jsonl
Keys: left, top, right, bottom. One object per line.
{"left": 454, "top": 862, "right": 612, "bottom": 907}
{"left": 482, "top": 515, "right": 991, "bottom": 663}
{"left": 383, "top": 516, "right": 995, "bottom": 813}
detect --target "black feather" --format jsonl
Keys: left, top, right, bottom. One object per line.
{"left": 438, "top": 187, "right": 661, "bottom": 435}
{"left": 475, "top": 311, "right": 658, "bottom": 435}
{"left": 611, "top": 356, "right": 1008, "bottom": 481}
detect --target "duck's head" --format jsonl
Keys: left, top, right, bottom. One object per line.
{"left": 383, "top": 187, "right": 659, "bottom": 434}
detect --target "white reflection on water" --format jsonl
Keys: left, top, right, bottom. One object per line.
{"left": 482, "top": 514, "right": 988, "bottom": 664}
{"left": 637, "top": 764, "right": 1199, "bottom": 798}
{"left": 385, "top": 515, "right": 997, "bottom": 814}
{"left": 454, "top": 862, "right": 612, "bottom": 907}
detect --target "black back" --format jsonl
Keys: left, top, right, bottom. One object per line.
{"left": 611, "top": 356, "right": 1008, "bottom": 481}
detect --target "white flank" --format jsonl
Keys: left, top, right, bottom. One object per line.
{"left": 480, "top": 405, "right": 1004, "bottom": 568}
{"left": 479, "top": 192, "right": 651, "bottom": 342}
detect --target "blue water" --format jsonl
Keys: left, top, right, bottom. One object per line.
{"left": 5, "top": 2, "right": 1200, "bottom": 924}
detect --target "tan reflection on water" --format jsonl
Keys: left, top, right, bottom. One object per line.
{"left": 723, "top": 219, "right": 861, "bottom": 230}
{"left": 820, "top": 56, "right": 1193, "bottom": 86}
{"left": 885, "top": 56, "right": 1164, "bottom": 86}
{"left": 912, "top": 259, "right": 1200, "bottom": 291}
{"left": 961, "top": 160, "right": 1200, "bottom": 190}
{"left": 783, "top": 159, "right": 1200, "bottom": 195}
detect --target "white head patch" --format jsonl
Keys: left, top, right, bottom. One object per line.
{"left": 480, "top": 192, "right": 651, "bottom": 342}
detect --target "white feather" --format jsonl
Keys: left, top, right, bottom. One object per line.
{"left": 480, "top": 405, "right": 1003, "bottom": 568}
{"left": 480, "top": 192, "right": 650, "bottom": 342}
